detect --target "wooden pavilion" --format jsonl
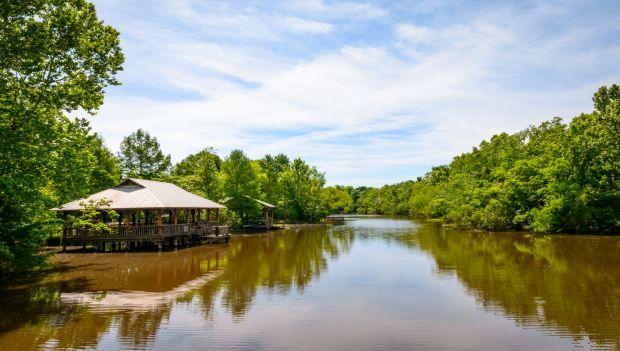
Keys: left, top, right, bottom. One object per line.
{"left": 55, "top": 178, "right": 229, "bottom": 252}
{"left": 222, "top": 196, "right": 277, "bottom": 230}
{"left": 252, "top": 198, "right": 276, "bottom": 230}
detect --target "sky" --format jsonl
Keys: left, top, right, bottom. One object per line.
{"left": 87, "top": 0, "right": 620, "bottom": 186}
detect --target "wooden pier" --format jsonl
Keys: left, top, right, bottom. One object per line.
{"left": 62, "top": 222, "right": 230, "bottom": 252}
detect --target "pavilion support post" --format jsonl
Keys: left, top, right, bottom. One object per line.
{"left": 186, "top": 209, "right": 190, "bottom": 224}
{"left": 157, "top": 209, "right": 163, "bottom": 235}
{"left": 173, "top": 209, "right": 178, "bottom": 225}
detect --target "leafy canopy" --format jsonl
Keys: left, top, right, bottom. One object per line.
{"left": 0, "top": 0, "right": 123, "bottom": 274}
{"left": 118, "top": 129, "right": 171, "bottom": 180}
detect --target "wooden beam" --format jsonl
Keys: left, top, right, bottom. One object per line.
{"left": 173, "top": 209, "right": 178, "bottom": 225}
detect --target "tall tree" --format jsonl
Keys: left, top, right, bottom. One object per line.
{"left": 280, "top": 158, "right": 326, "bottom": 221}
{"left": 171, "top": 147, "right": 222, "bottom": 199}
{"left": 221, "top": 150, "right": 261, "bottom": 219}
{"left": 0, "top": 0, "right": 123, "bottom": 274}
{"left": 258, "top": 153, "right": 289, "bottom": 209}
{"left": 118, "top": 129, "right": 171, "bottom": 180}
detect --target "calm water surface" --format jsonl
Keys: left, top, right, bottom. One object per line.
{"left": 1, "top": 217, "right": 619, "bottom": 350}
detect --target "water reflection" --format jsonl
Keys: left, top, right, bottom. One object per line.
{"left": 0, "top": 218, "right": 618, "bottom": 350}
{"left": 410, "top": 224, "right": 620, "bottom": 349}
{"left": 0, "top": 226, "right": 354, "bottom": 349}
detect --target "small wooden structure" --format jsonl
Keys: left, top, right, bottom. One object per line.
{"left": 325, "top": 215, "right": 346, "bottom": 225}
{"left": 222, "top": 196, "right": 277, "bottom": 231}
{"left": 54, "top": 178, "right": 230, "bottom": 252}
{"left": 253, "top": 198, "right": 276, "bottom": 230}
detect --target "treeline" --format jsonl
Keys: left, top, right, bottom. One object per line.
{"left": 331, "top": 85, "right": 619, "bottom": 234}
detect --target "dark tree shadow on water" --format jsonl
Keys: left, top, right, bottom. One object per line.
{"left": 0, "top": 262, "right": 94, "bottom": 333}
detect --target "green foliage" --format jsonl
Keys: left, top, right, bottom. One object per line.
{"left": 221, "top": 150, "right": 262, "bottom": 220}
{"left": 354, "top": 85, "right": 620, "bottom": 233}
{"left": 89, "top": 134, "right": 121, "bottom": 192}
{"left": 171, "top": 147, "right": 222, "bottom": 199}
{"left": 0, "top": 0, "right": 123, "bottom": 275}
{"left": 280, "top": 158, "right": 326, "bottom": 222}
{"left": 219, "top": 209, "right": 243, "bottom": 232}
{"left": 66, "top": 198, "right": 118, "bottom": 232}
{"left": 258, "top": 153, "right": 290, "bottom": 207}
{"left": 321, "top": 186, "right": 354, "bottom": 214}
{"left": 118, "top": 129, "right": 171, "bottom": 180}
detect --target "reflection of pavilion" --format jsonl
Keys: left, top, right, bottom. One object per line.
{"left": 61, "top": 270, "right": 223, "bottom": 311}
{"left": 55, "top": 178, "right": 230, "bottom": 251}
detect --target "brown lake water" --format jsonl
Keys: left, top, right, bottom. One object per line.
{"left": 0, "top": 217, "right": 619, "bottom": 350}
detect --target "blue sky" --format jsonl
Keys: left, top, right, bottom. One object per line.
{"left": 88, "top": 0, "right": 620, "bottom": 186}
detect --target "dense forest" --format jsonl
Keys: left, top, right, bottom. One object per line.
{"left": 326, "top": 85, "right": 620, "bottom": 234}
{"left": 1, "top": 1, "right": 618, "bottom": 276}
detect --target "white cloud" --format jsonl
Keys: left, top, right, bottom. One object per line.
{"left": 290, "top": 0, "right": 388, "bottom": 19}
{"left": 280, "top": 17, "right": 334, "bottom": 34}
{"left": 88, "top": 0, "right": 620, "bottom": 186}
{"left": 395, "top": 24, "right": 435, "bottom": 44}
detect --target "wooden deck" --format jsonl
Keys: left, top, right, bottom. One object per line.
{"left": 61, "top": 222, "right": 230, "bottom": 251}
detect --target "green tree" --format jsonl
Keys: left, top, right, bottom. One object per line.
{"left": 0, "top": 0, "right": 123, "bottom": 274}
{"left": 88, "top": 134, "right": 121, "bottom": 192}
{"left": 257, "top": 154, "right": 290, "bottom": 216}
{"left": 221, "top": 150, "right": 261, "bottom": 219}
{"left": 118, "top": 129, "right": 171, "bottom": 180}
{"left": 66, "top": 198, "right": 119, "bottom": 232}
{"left": 280, "top": 158, "right": 326, "bottom": 221}
{"left": 321, "top": 186, "right": 354, "bottom": 214}
{"left": 171, "top": 147, "right": 222, "bottom": 199}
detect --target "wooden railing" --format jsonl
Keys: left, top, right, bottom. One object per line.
{"left": 63, "top": 221, "right": 225, "bottom": 239}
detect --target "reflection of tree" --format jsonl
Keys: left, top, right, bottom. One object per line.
{"left": 411, "top": 224, "right": 620, "bottom": 349}
{"left": 116, "top": 307, "right": 172, "bottom": 348}
{"left": 195, "top": 227, "right": 355, "bottom": 319}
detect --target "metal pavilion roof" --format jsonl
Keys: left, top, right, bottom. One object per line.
{"left": 54, "top": 178, "right": 226, "bottom": 211}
